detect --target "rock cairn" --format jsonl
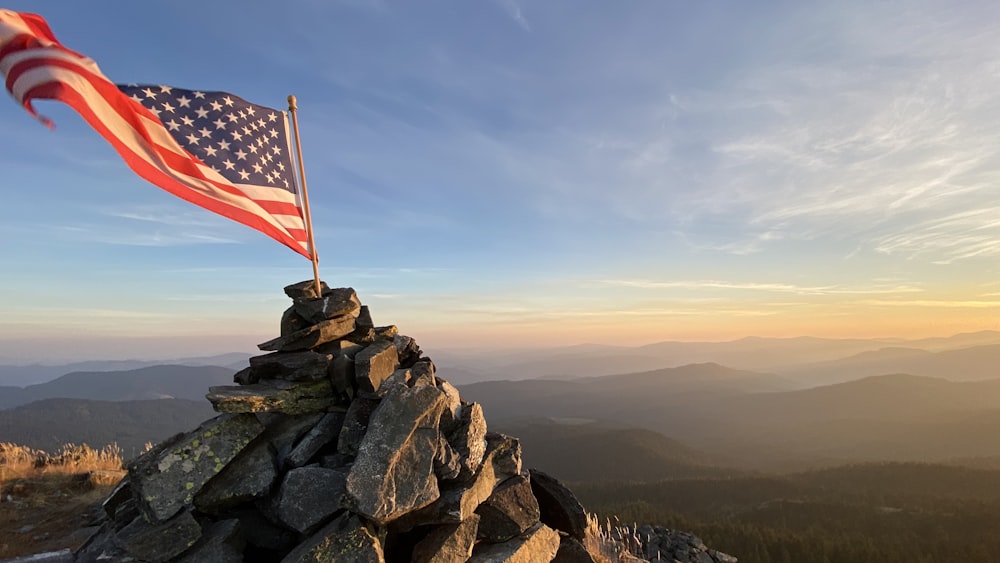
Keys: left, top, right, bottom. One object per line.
{"left": 72, "top": 281, "right": 736, "bottom": 563}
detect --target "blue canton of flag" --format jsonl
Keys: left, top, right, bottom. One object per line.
{"left": 117, "top": 84, "right": 298, "bottom": 193}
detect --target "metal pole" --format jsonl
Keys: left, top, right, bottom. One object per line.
{"left": 287, "top": 95, "right": 322, "bottom": 296}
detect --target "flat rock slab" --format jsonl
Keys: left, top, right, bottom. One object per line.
{"left": 468, "top": 523, "right": 560, "bottom": 563}
{"left": 284, "top": 411, "right": 345, "bottom": 468}
{"left": 476, "top": 473, "right": 540, "bottom": 543}
{"left": 194, "top": 436, "right": 277, "bottom": 513}
{"left": 258, "top": 315, "right": 357, "bottom": 352}
{"left": 412, "top": 514, "right": 481, "bottom": 563}
{"left": 292, "top": 287, "right": 361, "bottom": 323}
{"left": 208, "top": 379, "right": 334, "bottom": 415}
{"left": 274, "top": 466, "right": 348, "bottom": 533}
{"left": 248, "top": 351, "right": 333, "bottom": 381}
{"left": 529, "top": 470, "right": 588, "bottom": 542}
{"left": 115, "top": 510, "right": 202, "bottom": 562}
{"left": 281, "top": 513, "right": 384, "bottom": 563}
{"left": 129, "top": 414, "right": 264, "bottom": 522}
{"left": 174, "top": 519, "right": 244, "bottom": 563}
{"left": 283, "top": 279, "right": 331, "bottom": 301}
{"left": 354, "top": 339, "right": 399, "bottom": 395}
{"left": 346, "top": 381, "right": 448, "bottom": 525}
{"left": 552, "top": 536, "right": 599, "bottom": 563}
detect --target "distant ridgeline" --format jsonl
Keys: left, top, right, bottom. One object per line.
{"left": 73, "top": 281, "right": 736, "bottom": 563}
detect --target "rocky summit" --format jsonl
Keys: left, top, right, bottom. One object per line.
{"left": 65, "top": 281, "right": 736, "bottom": 563}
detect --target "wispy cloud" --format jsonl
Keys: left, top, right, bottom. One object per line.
{"left": 595, "top": 279, "right": 924, "bottom": 296}
{"left": 495, "top": 0, "right": 531, "bottom": 32}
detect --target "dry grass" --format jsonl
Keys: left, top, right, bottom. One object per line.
{"left": 0, "top": 442, "right": 127, "bottom": 559}
{"left": 584, "top": 512, "right": 652, "bottom": 563}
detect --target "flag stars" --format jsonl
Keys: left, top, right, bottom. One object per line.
{"left": 116, "top": 85, "right": 297, "bottom": 195}
{"left": 159, "top": 85, "right": 172, "bottom": 93}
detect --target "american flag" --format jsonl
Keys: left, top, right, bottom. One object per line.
{"left": 0, "top": 10, "right": 312, "bottom": 259}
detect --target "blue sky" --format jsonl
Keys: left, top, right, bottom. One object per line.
{"left": 2, "top": 1, "right": 1000, "bottom": 361}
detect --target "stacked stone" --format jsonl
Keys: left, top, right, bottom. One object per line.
{"left": 74, "top": 281, "right": 602, "bottom": 563}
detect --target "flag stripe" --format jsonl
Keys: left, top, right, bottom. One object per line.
{"left": 0, "top": 10, "right": 312, "bottom": 259}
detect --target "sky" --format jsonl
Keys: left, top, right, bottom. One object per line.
{"left": 2, "top": 0, "right": 1000, "bottom": 362}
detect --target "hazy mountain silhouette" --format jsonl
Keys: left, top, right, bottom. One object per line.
{"left": 779, "top": 343, "right": 1000, "bottom": 385}
{"left": 0, "top": 365, "right": 236, "bottom": 409}
{"left": 491, "top": 418, "right": 736, "bottom": 482}
{"left": 0, "top": 397, "right": 217, "bottom": 455}
{"left": 464, "top": 368, "right": 1000, "bottom": 470}
{"left": 439, "top": 331, "right": 1000, "bottom": 384}
{"left": 0, "top": 352, "right": 250, "bottom": 387}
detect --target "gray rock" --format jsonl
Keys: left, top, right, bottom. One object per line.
{"left": 284, "top": 411, "right": 346, "bottom": 468}
{"left": 101, "top": 477, "right": 131, "bottom": 520}
{"left": 552, "top": 536, "right": 599, "bottom": 563}
{"left": 274, "top": 466, "right": 348, "bottom": 533}
{"left": 280, "top": 306, "right": 310, "bottom": 336}
{"left": 346, "top": 381, "right": 449, "bottom": 525}
{"left": 174, "top": 518, "right": 244, "bottom": 563}
{"left": 257, "top": 413, "right": 325, "bottom": 467}
{"left": 449, "top": 403, "right": 488, "bottom": 481}
{"left": 194, "top": 436, "right": 277, "bottom": 513}
{"left": 283, "top": 279, "right": 331, "bottom": 301}
{"left": 292, "top": 287, "right": 361, "bottom": 324}
{"left": 398, "top": 433, "right": 522, "bottom": 530}
{"left": 330, "top": 354, "right": 357, "bottom": 398}
{"left": 248, "top": 350, "right": 333, "bottom": 381}
{"left": 338, "top": 397, "right": 381, "bottom": 457}
{"left": 411, "top": 514, "right": 481, "bottom": 563}
{"left": 233, "top": 508, "right": 297, "bottom": 551}
{"left": 529, "top": 469, "right": 588, "bottom": 542}
{"left": 375, "top": 325, "right": 398, "bottom": 339}
{"left": 355, "top": 305, "right": 374, "bottom": 331}
{"left": 476, "top": 473, "right": 540, "bottom": 543}
{"left": 281, "top": 513, "right": 384, "bottom": 563}
{"left": 258, "top": 314, "right": 357, "bottom": 352}
{"left": 1, "top": 550, "right": 74, "bottom": 563}
{"left": 115, "top": 510, "right": 202, "bottom": 562}
{"left": 355, "top": 340, "right": 399, "bottom": 396}
{"left": 468, "top": 523, "right": 560, "bottom": 563}
{"left": 207, "top": 379, "right": 334, "bottom": 415}
{"left": 434, "top": 434, "right": 462, "bottom": 481}
{"left": 437, "top": 378, "right": 462, "bottom": 431}
{"left": 128, "top": 413, "right": 264, "bottom": 522}
{"left": 393, "top": 334, "right": 421, "bottom": 367}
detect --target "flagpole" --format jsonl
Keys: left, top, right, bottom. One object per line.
{"left": 287, "top": 95, "right": 322, "bottom": 297}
